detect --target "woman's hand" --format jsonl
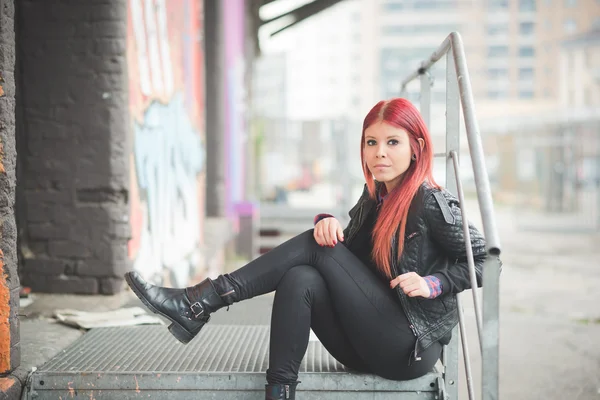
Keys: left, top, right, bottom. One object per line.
{"left": 314, "top": 217, "right": 344, "bottom": 247}
{"left": 390, "top": 272, "right": 430, "bottom": 298}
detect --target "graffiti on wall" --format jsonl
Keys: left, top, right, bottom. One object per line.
{"left": 127, "top": 0, "right": 205, "bottom": 286}
{"left": 224, "top": 0, "right": 247, "bottom": 219}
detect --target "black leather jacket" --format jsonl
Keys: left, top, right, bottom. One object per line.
{"left": 343, "top": 182, "right": 495, "bottom": 362}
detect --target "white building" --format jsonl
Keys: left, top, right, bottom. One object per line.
{"left": 257, "top": 0, "right": 362, "bottom": 121}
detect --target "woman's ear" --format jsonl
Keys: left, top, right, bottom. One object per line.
{"left": 418, "top": 138, "right": 425, "bottom": 151}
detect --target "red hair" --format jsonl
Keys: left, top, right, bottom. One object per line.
{"left": 360, "top": 98, "right": 439, "bottom": 279}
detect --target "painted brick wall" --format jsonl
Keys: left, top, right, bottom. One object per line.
{"left": 127, "top": 0, "right": 207, "bottom": 286}
{"left": 16, "top": 0, "right": 130, "bottom": 294}
{"left": 0, "top": 0, "right": 19, "bottom": 376}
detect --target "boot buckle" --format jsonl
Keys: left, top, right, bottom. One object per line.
{"left": 190, "top": 302, "right": 204, "bottom": 319}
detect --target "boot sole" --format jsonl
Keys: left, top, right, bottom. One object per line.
{"left": 124, "top": 272, "right": 196, "bottom": 345}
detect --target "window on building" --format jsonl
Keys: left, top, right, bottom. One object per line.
{"left": 519, "top": 68, "right": 535, "bottom": 80}
{"left": 382, "top": 24, "right": 460, "bottom": 35}
{"left": 544, "top": 88, "right": 552, "bottom": 97}
{"left": 488, "top": 90, "right": 509, "bottom": 99}
{"left": 565, "top": 0, "right": 577, "bottom": 7}
{"left": 414, "top": 1, "right": 456, "bottom": 9}
{"left": 488, "top": 24, "right": 509, "bottom": 35}
{"left": 592, "top": 17, "right": 600, "bottom": 30}
{"left": 544, "top": 0, "right": 552, "bottom": 4}
{"left": 519, "top": 0, "right": 536, "bottom": 11}
{"left": 564, "top": 19, "right": 577, "bottom": 33}
{"left": 382, "top": 3, "right": 404, "bottom": 11}
{"left": 488, "top": 46, "right": 510, "bottom": 57}
{"left": 381, "top": 48, "right": 434, "bottom": 75}
{"left": 519, "top": 90, "right": 535, "bottom": 98}
{"left": 488, "top": 68, "right": 509, "bottom": 78}
{"left": 489, "top": 0, "right": 509, "bottom": 9}
{"left": 545, "top": 19, "right": 552, "bottom": 30}
{"left": 383, "top": 0, "right": 459, "bottom": 9}
{"left": 520, "top": 22, "right": 535, "bottom": 35}
{"left": 519, "top": 47, "right": 535, "bottom": 57}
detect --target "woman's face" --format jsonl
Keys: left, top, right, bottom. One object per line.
{"left": 363, "top": 121, "right": 414, "bottom": 192}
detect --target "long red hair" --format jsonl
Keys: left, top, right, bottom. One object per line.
{"left": 361, "top": 98, "right": 439, "bottom": 279}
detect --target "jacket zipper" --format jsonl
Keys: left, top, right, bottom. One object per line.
{"left": 391, "top": 234, "right": 421, "bottom": 364}
{"left": 409, "top": 324, "right": 421, "bottom": 363}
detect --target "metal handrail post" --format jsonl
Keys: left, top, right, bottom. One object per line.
{"left": 448, "top": 34, "right": 501, "bottom": 400}
{"left": 400, "top": 32, "right": 502, "bottom": 400}
{"left": 457, "top": 296, "right": 477, "bottom": 400}
{"left": 448, "top": 33, "right": 500, "bottom": 255}
{"left": 451, "top": 150, "right": 484, "bottom": 345}
{"left": 420, "top": 73, "right": 431, "bottom": 128}
{"left": 400, "top": 33, "right": 501, "bottom": 253}
{"left": 445, "top": 52, "right": 462, "bottom": 400}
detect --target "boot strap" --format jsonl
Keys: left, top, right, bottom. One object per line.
{"left": 265, "top": 382, "right": 299, "bottom": 399}
{"left": 190, "top": 302, "right": 210, "bottom": 321}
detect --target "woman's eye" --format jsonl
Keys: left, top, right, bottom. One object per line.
{"left": 366, "top": 140, "right": 376, "bottom": 146}
{"left": 388, "top": 139, "right": 399, "bottom": 145}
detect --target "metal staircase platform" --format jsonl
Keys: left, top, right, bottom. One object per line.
{"left": 24, "top": 324, "right": 442, "bottom": 399}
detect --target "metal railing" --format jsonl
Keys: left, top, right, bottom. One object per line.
{"left": 400, "top": 32, "right": 502, "bottom": 400}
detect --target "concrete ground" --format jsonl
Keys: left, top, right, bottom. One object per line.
{"left": 14, "top": 200, "right": 600, "bottom": 400}
{"left": 459, "top": 199, "right": 600, "bottom": 400}
{"left": 7, "top": 292, "right": 132, "bottom": 399}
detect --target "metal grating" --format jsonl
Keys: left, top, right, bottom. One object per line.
{"left": 38, "top": 325, "right": 346, "bottom": 373}
{"left": 27, "top": 325, "right": 441, "bottom": 399}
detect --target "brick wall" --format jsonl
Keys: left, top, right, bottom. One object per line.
{"left": 16, "top": 0, "right": 130, "bottom": 294}
{"left": 0, "top": 0, "right": 19, "bottom": 376}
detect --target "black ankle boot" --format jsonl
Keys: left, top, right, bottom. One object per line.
{"left": 265, "top": 383, "right": 298, "bottom": 400}
{"left": 124, "top": 271, "right": 237, "bottom": 344}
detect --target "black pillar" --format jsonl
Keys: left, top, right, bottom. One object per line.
{"left": 16, "top": 0, "right": 130, "bottom": 294}
{"left": 204, "top": 0, "right": 226, "bottom": 217}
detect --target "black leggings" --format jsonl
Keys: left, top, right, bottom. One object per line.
{"left": 227, "top": 230, "right": 442, "bottom": 384}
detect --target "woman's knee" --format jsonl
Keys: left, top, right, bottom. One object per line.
{"left": 300, "top": 229, "right": 317, "bottom": 245}
{"left": 301, "top": 228, "right": 348, "bottom": 252}
{"left": 278, "top": 265, "right": 326, "bottom": 296}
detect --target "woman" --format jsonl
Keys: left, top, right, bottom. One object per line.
{"left": 125, "top": 98, "right": 492, "bottom": 400}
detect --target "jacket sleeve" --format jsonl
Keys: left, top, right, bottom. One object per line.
{"left": 313, "top": 213, "right": 334, "bottom": 225}
{"left": 424, "top": 190, "right": 491, "bottom": 294}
